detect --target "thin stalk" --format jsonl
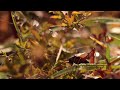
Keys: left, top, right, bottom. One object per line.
{"left": 108, "top": 34, "right": 120, "bottom": 41}
{"left": 89, "top": 36, "right": 107, "bottom": 48}
{"left": 51, "top": 44, "right": 63, "bottom": 70}
{"left": 11, "top": 11, "right": 23, "bottom": 44}
{"left": 109, "top": 57, "right": 120, "bottom": 65}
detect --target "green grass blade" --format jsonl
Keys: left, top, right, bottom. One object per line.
{"left": 106, "top": 45, "right": 111, "bottom": 62}
{"left": 81, "top": 17, "right": 120, "bottom": 27}
{"left": 50, "top": 64, "right": 107, "bottom": 79}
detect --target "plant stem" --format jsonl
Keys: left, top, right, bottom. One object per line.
{"left": 11, "top": 11, "right": 23, "bottom": 44}
{"left": 51, "top": 44, "right": 63, "bottom": 70}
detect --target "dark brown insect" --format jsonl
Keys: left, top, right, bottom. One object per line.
{"left": 68, "top": 48, "right": 95, "bottom": 64}
{"left": 69, "top": 56, "right": 89, "bottom": 64}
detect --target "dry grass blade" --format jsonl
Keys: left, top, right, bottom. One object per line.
{"left": 110, "top": 57, "right": 120, "bottom": 65}
{"left": 55, "top": 45, "right": 63, "bottom": 63}
{"left": 50, "top": 65, "right": 77, "bottom": 79}
{"left": 89, "top": 36, "right": 107, "bottom": 48}
{"left": 51, "top": 44, "right": 63, "bottom": 69}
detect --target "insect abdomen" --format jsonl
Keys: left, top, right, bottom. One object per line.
{"left": 68, "top": 56, "right": 89, "bottom": 64}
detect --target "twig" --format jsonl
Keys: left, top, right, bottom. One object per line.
{"left": 55, "top": 45, "right": 63, "bottom": 65}
{"left": 51, "top": 44, "right": 63, "bottom": 69}
{"left": 109, "top": 57, "right": 120, "bottom": 65}
{"left": 89, "top": 36, "right": 107, "bottom": 48}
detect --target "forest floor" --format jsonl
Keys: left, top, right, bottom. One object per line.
{"left": 0, "top": 11, "right": 120, "bottom": 79}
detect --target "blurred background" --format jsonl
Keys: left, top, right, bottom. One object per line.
{"left": 1, "top": 11, "right": 120, "bottom": 43}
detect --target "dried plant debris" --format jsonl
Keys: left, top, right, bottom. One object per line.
{"left": 0, "top": 11, "right": 120, "bottom": 79}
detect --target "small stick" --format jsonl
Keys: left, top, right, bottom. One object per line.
{"left": 89, "top": 36, "right": 107, "bottom": 48}
{"left": 51, "top": 44, "right": 63, "bottom": 69}
{"left": 109, "top": 57, "right": 120, "bottom": 65}
{"left": 55, "top": 45, "right": 63, "bottom": 65}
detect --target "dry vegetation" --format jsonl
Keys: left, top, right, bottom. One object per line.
{"left": 0, "top": 11, "right": 120, "bottom": 79}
